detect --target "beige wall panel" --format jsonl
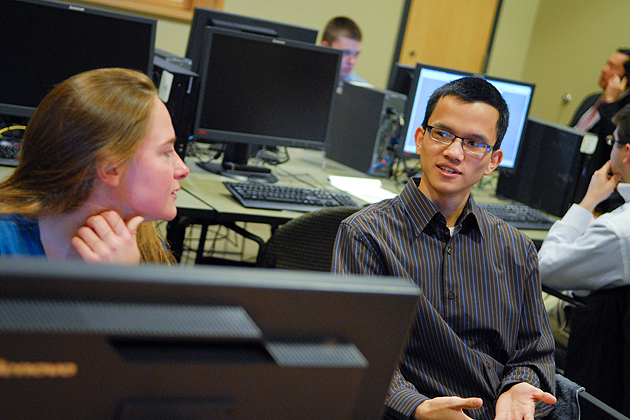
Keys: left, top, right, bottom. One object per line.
{"left": 520, "top": 0, "right": 630, "bottom": 124}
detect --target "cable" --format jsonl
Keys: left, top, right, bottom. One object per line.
{"left": 181, "top": 186, "right": 219, "bottom": 212}
{"left": 0, "top": 125, "right": 26, "bottom": 136}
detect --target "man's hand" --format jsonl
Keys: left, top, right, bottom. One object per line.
{"left": 579, "top": 160, "right": 621, "bottom": 212}
{"left": 495, "top": 382, "right": 556, "bottom": 420}
{"left": 72, "top": 210, "right": 144, "bottom": 264}
{"left": 604, "top": 75, "right": 628, "bottom": 103}
{"left": 414, "top": 396, "right": 483, "bottom": 420}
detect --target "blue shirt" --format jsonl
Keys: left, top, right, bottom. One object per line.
{"left": 0, "top": 214, "right": 46, "bottom": 257}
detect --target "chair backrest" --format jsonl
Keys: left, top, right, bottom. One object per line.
{"left": 256, "top": 206, "right": 361, "bottom": 271}
{"left": 549, "top": 369, "right": 630, "bottom": 420}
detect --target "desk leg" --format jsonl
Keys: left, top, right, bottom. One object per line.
{"left": 166, "top": 215, "right": 189, "bottom": 263}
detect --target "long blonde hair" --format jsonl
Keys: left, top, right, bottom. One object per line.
{"left": 0, "top": 68, "right": 174, "bottom": 263}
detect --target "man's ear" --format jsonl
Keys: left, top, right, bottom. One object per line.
{"left": 415, "top": 127, "right": 425, "bottom": 155}
{"left": 623, "top": 143, "right": 630, "bottom": 164}
{"left": 484, "top": 149, "right": 503, "bottom": 175}
{"left": 321, "top": 40, "right": 330, "bottom": 47}
{"left": 96, "top": 160, "right": 121, "bottom": 187}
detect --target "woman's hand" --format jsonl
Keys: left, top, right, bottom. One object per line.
{"left": 72, "top": 210, "right": 144, "bottom": 264}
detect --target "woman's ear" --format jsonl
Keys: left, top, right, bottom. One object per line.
{"left": 96, "top": 160, "right": 121, "bottom": 187}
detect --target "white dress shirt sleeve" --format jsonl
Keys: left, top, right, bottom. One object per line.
{"left": 538, "top": 203, "right": 630, "bottom": 291}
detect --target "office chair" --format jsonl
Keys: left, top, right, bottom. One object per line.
{"left": 549, "top": 374, "right": 630, "bottom": 420}
{"left": 543, "top": 284, "right": 630, "bottom": 418}
{"left": 256, "top": 205, "right": 362, "bottom": 271}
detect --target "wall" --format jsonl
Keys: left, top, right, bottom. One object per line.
{"left": 485, "top": 0, "right": 541, "bottom": 81}
{"left": 154, "top": 0, "right": 405, "bottom": 89}
{"left": 520, "top": 0, "right": 630, "bottom": 125}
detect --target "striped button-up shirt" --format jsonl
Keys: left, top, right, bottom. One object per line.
{"left": 333, "top": 177, "right": 555, "bottom": 420}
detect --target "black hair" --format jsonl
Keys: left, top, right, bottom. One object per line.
{"left": 421, "top": 76, "right": 510, "bottom": 149}
{"left": 617, "top": 48, "right": 630, "bottom": 77}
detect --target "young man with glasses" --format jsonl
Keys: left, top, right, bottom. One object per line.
{"left": 538, "top": 104, "right": 630, "bottom": 416}
{"left": 333, "top": 77, "right": 556, "bottom": 420}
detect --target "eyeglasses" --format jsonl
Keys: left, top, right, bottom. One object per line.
{"left": 606, "top": 134, "right": 623, "bottom": 146}
{"left": 425, "top": 125, "right": 494, "bottom": 156}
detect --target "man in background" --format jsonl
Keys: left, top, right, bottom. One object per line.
{"left": 321, "top": 16, "right": 368, "bottom": 84}
{"left": 571, "top": 48, "right": 630, "bottom": 212}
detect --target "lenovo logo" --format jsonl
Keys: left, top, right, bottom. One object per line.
{"left": 0, "top": 358, "right": 78, "bottom": 378}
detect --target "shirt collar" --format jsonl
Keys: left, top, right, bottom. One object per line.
{"left": 401, "top": 177, "right": 485, "bottom": 237}
{"left": 618, "top": 183, "right": 630, "bottom": 202}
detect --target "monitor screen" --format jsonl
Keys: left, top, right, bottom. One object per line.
{"left": 0, "top": 0, "right": 156, "bottom": 119}
{"left": 0, "top": 258, "right": 421, "bottom": 420}
{"left": 401, "top": 63, "right": 535, "bottom": 169}
{"left": 186, "top": 7, "right": 318, "bottom": 73}
{"left": 193, "top": 28, "right": 341, "bottom": 166}
{"left": 496, "top": 117, "right": 588, "bottom": 217}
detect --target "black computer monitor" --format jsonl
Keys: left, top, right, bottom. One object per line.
{"left": 186, "top": 7, "right": 318, "bottom": 73}
{"left": 496, "top": 117, "right": 588, "bottom": 217}
{"left": 0, "top": 0, "right": 156, "bottom": 119}
{"left": 0, "top": 258, "right": 421, "bottom": 420}
{"left": 401, "top": 63, "right": 535, "bottom": 169}
{"left": 192, "top": 27, "right": 341, "bottom": 180}
{"left": 387, "top": 62, "right": 416, "bottom": 96}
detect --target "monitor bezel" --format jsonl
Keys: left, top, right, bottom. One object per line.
{"left": 483, "top": 73, "right": 536, "bottom": 169}
{"left": 0, "top": 258, "right": 421, "bottom": 420}
{"left": 0, "top": 0, "right": 156, "bottom": 120}
{"left": 192, "top": 26, "right": 342, "bottom": 151}
{"left": 186, "top": 7, "right": 318, "bottom": 74}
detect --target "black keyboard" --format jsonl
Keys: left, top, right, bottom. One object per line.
{"left": 477, "top": 203, "right": 555, "bottom": 230}
{"left": 224, "top": 181, "right": 360, "bottom": 212}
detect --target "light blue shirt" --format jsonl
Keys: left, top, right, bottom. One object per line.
{"left": 344, "top": 69, "right": 369, "bottom": 85}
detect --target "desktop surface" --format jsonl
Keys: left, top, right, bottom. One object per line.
{"left": 179, "top": 149, "right": 551, "bottom": 238}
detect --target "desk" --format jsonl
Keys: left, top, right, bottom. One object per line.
{"left": 0, "top": 165, "right": 13, "bottom": 181}
{"left": 0, "top": 152, "right": 550, "bottom": 262}
{"left": 168, "top": 149, "right": 550, "bottom": 263}
{"left": 167, "top": 148, "right": 401, "bottom": 263}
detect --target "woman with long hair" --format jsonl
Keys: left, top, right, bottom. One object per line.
{"left": 0, "top": 68, "right": 189, "bottom": 263}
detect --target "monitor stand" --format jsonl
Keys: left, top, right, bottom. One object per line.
{"left": 196, "top": 143, "right": 277, "bottom": 183}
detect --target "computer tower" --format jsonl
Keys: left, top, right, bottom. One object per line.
{"left": 326, "top": 82, "right": 406, "bottom": 177}
{"left": 496, "top": 117, "right": 589, "bottom": 217}
{"left": 152, "top": 56, "right": 199, "bottom": 160}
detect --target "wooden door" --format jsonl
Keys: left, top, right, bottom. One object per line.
{"left": 398, "top": 0, "right": 501, "bottom": 73}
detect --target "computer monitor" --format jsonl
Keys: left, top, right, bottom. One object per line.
{"left": 401, "top": 63, "right": 535, "bottom": 169}
{"left": 0, "top": 0, "right": 156, "bottom": 119}
{"left": 0, "top": 258, "right": 421, "bottom": 420}
{"left": 496, "top": 117, "right": 588, "bottom": 217}
{"left": 193, "top": 27, "right": 341, "bottom": 180}
{"left": 186, "top": 7, "right": 318, "bottom": 73}
{"left": 387, "top": 62, "right": 416, "bottom": 96}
